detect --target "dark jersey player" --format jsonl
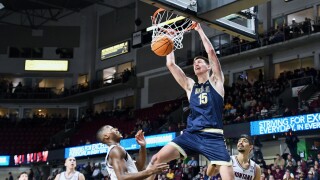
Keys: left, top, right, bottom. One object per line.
{"left": 146, "top": 22, "right": 234, "bottom": 180}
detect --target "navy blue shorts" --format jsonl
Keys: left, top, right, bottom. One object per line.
{"left": 169, "top": 130, "right": 231, "bottom": 166}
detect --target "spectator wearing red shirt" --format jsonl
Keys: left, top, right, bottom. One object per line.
{"left": 273, "top": 166, "right": 284, "bottom": 180}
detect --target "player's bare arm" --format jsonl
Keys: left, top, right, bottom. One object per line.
{"left": 134, "top": 130, "right": 147, "bottom": 171}
{"left": 110, "top": 146, "right": 168, "bottom": 180}
{"left": 109, "top": 146, "right": 129, "bottom": 179}
{"left": 253, "top": 164, "right": 261, "bottom": 180}
{"left": 79, "top": 173, "right": 85, "bottom": 180}
{"left": 54, "top": 174, "right": 60, "bottom": 180}
{"left": 194, "top": 23, "right": 224, "bottom": 95}
{"left": 194, "top": 23, "right": 223, "bottom": 80}
{"left": 166, "top": 52, "right": 194, "bottom": 96}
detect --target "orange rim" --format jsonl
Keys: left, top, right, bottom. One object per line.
{"left": 152, "top": 8, "right": 166, "bottom": 24}
{"left": 152, "top": 8, "right": 196, "bottom": 32}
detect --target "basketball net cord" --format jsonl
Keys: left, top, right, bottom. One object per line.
{"left": 151, "top": 9, "right": 194, "bottom": 51}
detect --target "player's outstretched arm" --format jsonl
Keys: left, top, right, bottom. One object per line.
{"left": 54, "top": 174, "right": 60, "bottom": 180}
{"left": 166, "top": 51, "right": 194, "bottom": 92}
{"left": 110, "top": 146, "right": 168, "bottom": 180}
{"left": 135, "top": 130, "right": 147, "bottom": 171}
{"left": 253, "top": 164, "right": 261, "bottom": 180}
{"left": 194, "top": 23, "right": 224, "bottom": 83}
{"left": 79, "top": 173, "right": 85, "bottom": 180}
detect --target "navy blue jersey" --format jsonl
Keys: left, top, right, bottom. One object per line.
{"left": 186, "top": 80, "right": 224, "bottom": 132}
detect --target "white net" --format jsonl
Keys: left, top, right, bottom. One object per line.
{"left": 151, "top": 9, "right": 194, "bottom": 50}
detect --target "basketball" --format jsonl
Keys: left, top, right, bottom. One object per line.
{"left": 151, "top": 36, "right": 174, "bottom": 56}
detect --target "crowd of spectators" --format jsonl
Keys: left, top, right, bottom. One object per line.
{"left": 41, "top": 98, "right": 182, "bottom": 151}
{"left": 258, "top": 152, "right": 320, "bottom": 180}
{"left": 1, "top": 89, "right": 320, "bottom": 180}
{"left": 1, "top": 63, "right": 320, "bottom": 163}
{"left": 154, "top": 157, "right": 214, "bottom": 180}
{"left": 69, "top": 156, "right": 222, "bottom": 180}
{"left": 61, "top": 68, "right": 134, "bottom": 97}
{"left": 222, "top": 77, "right": 284, "bottom": 124}
{"left": 1, "top": 65, "right": 320, "bottom": 153}
{"left": 217, "top": 17, "right": 319, "bottom": 58}
{"left": 0, "top": 68, "right": 135, "bottom": 100}
{"left": 221, "top": 66, "right": 320, "bottom": 125}
{"left": 0, "top": 79, "right": 56, "bottom": 99}
{"left": 7, "top": 168, "right": 45, "bottom": 180}
{"left": 278, "top": 67, "right": 318, "bottom": 87}
{"left": 152, "top": 150, "right": 320, "bottom": 180}
{"left": 2, "top": 65, "right": 320, "bottom": 155}
{"left": 260, "top": 18, "right": 313, "bottom": 46}
{"left": 76, "top": 162, "right": 108, "bottom": 180}
{"left": 6, "top": 144, "right": 320, "bottom": 180}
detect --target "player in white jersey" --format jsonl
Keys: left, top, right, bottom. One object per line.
{"left": 232, "top": 134, "right": 261, "bottom": 180}
{"left": 96, "top": 125, "right": 168, "bottom": 180}
{"left": 18, "top": 172, "right": 28, "bottom": 180}
{"left": 54, "top": 157, "right": 85, "bottom": 180}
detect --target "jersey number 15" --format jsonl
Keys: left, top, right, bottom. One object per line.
{"left": 198, "top": 93, "right": 208, "bottom": 105}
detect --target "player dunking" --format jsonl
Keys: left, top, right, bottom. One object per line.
{"left": 232, "top": 135, "right": 261, "bottom": 180}
{"left": 146, "top": 22, "right": 234, "bottom": 180}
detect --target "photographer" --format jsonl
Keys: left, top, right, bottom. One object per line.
{"left": 285, "top": 129, "right": 299, "bottom": 161}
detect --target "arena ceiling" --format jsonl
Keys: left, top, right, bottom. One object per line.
{"left": 0, "top": 0, "right": 133, "bottom": 11}
{"left": 0, "top": 0, "right": 135, "bottom": 28}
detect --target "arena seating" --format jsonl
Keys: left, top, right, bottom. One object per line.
{"left": 0, "top": 122, "right": 64, "bottom": 155}
{"left": 0, "top": 69, "right": 319, "bottom": 154}
{"left": 70, "top": 98, "right": 183, "bottom": 146}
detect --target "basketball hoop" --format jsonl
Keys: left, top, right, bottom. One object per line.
{"left": 151, "top": 8, "right": 196, "bottom": 51}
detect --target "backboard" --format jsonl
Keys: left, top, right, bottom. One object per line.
{"left": 140, "top": 0, "right": 270, "bottom": 41}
